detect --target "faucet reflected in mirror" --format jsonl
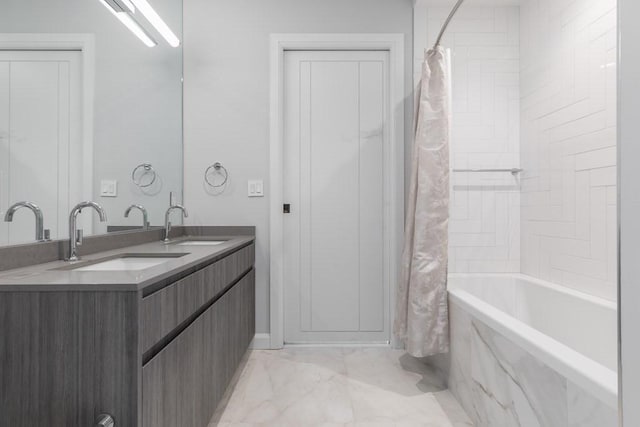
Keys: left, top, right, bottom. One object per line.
{"left": 124, "top": 204, "right": 150, "bottom": 230}
{"left": 0, "top": 0, "right": 183, "bottom": 248}
{"left": 67, "top": 201, "right": 108, "bottom": 262}
{"left": 3, "top": 201, "right": 49, "bottom": 242}
{"left": 164, "top": 204, "right": 188, "bottom": 243}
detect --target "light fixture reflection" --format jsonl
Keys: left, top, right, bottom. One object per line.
{"left": 131, "top": 0, "right": 181, "bottom": 47}
{"left": 98, "top": 0, "right": 158, "bottom": 47}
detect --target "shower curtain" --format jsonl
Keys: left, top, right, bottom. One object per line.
{"left": 394, "top": 47, "right": 451, "bottom": 357}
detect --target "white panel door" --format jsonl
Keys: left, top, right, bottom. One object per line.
{"left": 0, "top": 50, "right": 83, "bottom": 245}
{"left": 283, "top": 50, "right": 390, "bottom": 344}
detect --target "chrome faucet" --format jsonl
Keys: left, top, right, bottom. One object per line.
{"left": 67, "top": 201, "right": 108, "bottom": 262}
{"left": 124, "top": 204, "right": 149, "bottom": 230}
{"left": 164, "top": 204, "right": 188, "bottom": 243}
{"left": 4, "top": 201, "right": 49, "bottom": 242}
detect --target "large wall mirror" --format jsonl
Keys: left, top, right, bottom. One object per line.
{"left": 0, "top": 0, "right": 183, "bottom": 246}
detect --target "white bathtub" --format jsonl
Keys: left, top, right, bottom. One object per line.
{"left": 447, "top": 273, "right": 618, "bottom": 410}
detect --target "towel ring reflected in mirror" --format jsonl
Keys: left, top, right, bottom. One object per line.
{"left": 132, "top": 163, "right": 157, "bottom": 188}
{"left": 205, "top": 162, "right": 229, "bottom": 188}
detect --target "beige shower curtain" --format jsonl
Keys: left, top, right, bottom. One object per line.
{"left": 394, "top": 47, "right": 451, "bottom": 357}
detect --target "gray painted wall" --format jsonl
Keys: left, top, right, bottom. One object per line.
{"left": 183, "top": 0, "right": 414, "bottom": 335}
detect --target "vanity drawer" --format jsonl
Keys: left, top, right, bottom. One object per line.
{"left": 141, "top": 243, "right": 255, "bottom": 353}
{"left": 142, "top": 269, "right": 255, "bottom": 427}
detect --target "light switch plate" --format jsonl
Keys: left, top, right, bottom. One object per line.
{"left": 248, "top": 180, "right": 264, "bottom": 197}
{"left": 100, "top": 180, "right": 118, "bottom": 197}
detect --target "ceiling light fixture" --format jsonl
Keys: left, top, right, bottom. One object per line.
{"left": 98, "top": 0, "right": 158, "bottom": 47}
{"left": 130, "top": 0, "right": 180, "bottom": 47}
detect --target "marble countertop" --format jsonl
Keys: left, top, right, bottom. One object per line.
{"left": 0, "top": 235, "right": 254, "bottom": 292}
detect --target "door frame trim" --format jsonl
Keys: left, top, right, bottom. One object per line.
{"left": 269, "top": 33, "right": 405, "bottom": 349}
{"left": 0, "top": 33, "right": 96, "bottom": 214}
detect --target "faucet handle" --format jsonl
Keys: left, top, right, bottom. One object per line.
{"left": 167, "top": 221, "right": 172, "bottom": 235}
{"left": 43, "top": 229, "right": 51, "bottom": 241}
{"left": 76, "top": 229, "right": 84, "bottom": 246}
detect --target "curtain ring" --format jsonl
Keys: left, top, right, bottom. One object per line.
{"left": 204, "top": 162, "right": 229, "bottom": 188}
{"left": 132, "top": 163, "right": 157, "bottom": 188}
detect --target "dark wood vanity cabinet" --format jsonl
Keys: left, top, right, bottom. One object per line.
{"left": 142, "top": 270, "right": 255, "bottom": 427}
{"left": 0, "top": 242, "right": 255, "bottom": 427}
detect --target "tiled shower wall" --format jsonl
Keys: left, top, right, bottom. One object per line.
{"left": 414, "top": 4, "right": 521, "bottom": 273}
{"left": 415, "top": 0, "right": 617, "bottom": 299}
{"left": 520, "top": 0, "right": 617, "bottom": 301}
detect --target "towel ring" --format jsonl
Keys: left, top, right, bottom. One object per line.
{"left": 204, "top": 162, "right": 229, "bottom": 188}
{"left": 132, "top": 163, "right": 157, "bottom": 188}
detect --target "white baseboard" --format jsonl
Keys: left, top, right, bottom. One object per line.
{"left": 283, "top": 342, "right": 390, "bottom": 348}
{"left": 250, "top": 333, "right": 272, "bottom": 349}
{"left": 251, "top": 334, "right": 401, "bottom": 350}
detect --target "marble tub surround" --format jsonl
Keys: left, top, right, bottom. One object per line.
{"left": 567, "top": 381, "right": 618, "bottom": 427}
{"left": 471, "top": 320, "right": 567, "bottom": 426}
{"left": 447, "top": 274, "right": 617, "bottom": 407}
{"left": 448, "top": 302, "right": 617, "bottom": 427}
{"left": 446, "top": 304, "right": 474, "bottom": 422}
{"left": 0, "top": 228, "right": 255, "bottom": 292}
{"left": 212, "top": 347, "right": 472, "bottom": 427}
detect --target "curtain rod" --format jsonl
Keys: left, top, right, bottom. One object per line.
{"left": 433, "top": 0, "right": 466, "bottom": 49}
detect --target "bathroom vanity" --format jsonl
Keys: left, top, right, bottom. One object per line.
{"left": 0, "top": 228, "right": 255, "bottom": 427}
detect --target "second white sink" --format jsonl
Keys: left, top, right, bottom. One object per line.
{"left": 74, "top": 257, "right": 176, "bottom": 271}
{"left": 175, "top": 240, "right": 226, "bottom": 246}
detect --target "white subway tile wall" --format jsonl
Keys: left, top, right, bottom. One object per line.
{"left": 414, "top": 0, "right": 617, "bottom": 300}
{"left": 414, "top": 5, "right": 522, "bottom": 274}
{"left": 520, "top": 0, "right": 617, "bottom": 300}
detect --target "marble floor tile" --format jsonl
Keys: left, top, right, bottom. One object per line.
{"left": 433, "top": 391, "right": 474, "bottom": 427}
{"left": 212, "top": 347, "right": 472, "bottom": 427}
{"left": 343, "top": 347, "right": 447, "bottom": 395}
{"left": 216, "top": 348, "right": 353, "bottom": 425}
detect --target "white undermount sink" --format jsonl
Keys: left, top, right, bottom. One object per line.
{"left": 71, "top": 253, "right": 188, "bottom": 272}
{"left": 175, "top": 240, "right": 226, "bottom": 246}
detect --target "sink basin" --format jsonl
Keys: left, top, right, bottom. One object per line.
{"left": 175, "top": 240, "right": 226, "bottom": 246}
{"left": 74, "top": 258, "right": 171, "bottom": 271}
{"left": 67, "top": 253, "right": 188, "bottom": 272}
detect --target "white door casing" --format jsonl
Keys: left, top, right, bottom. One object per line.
{"left": 269, "top": 34, "right": 405, "bottom": 349}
